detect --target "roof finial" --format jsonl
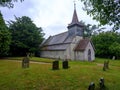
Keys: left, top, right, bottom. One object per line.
{"left": 73, "top": 0, "right": 76, "bottom": 10}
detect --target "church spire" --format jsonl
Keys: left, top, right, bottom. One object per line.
{"left": 67, "top": 1, "right": 84, "bottom": 37}
{"left": 71, "top": 1, "right": 79, "bottom": 24}
{"left": 74, "top": 0, "right": 76, "bottom": 10}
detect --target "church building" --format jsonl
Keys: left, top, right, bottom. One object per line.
{"left": 40, "top": 5, "right": 95, "bottom": 61}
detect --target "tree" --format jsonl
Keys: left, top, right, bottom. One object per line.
{"left": 92, "top": 31, "right": 120, "bottom": 59}
{"left": 79, "top": 21, "right": 104, "bottom": 38}
{"left": 109, "top": 42, "right": 120, "bottom": 59}
{"left": 83, "top": 24, "right": 99, "bottom": 37}
{"left": 80, "top": 0, "right": 120, "bottom": 31}
{"left": 0, "top": 12, "right": 11, "bottom": 57}
{"left": 9, "top": 16, "right": 44, "bottom": 56}
{"left": 0, "top": 0, "right": 24, "bottom": 8}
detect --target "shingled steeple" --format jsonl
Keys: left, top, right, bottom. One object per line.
{"left": 71, "top": 2, "right": 79, "bottom": 24}
{"left": 67, "top": 2, "right": 84, "bottom": 37}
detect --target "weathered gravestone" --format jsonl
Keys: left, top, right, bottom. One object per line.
{"left": 103, "top": 60, "right": 109, "bottom": 71}
{"left": 103, "top": 61, "right": 107, "bottom": 71}
{"left": 22, "top": 56, "right": 30, "bottom": 68}
{"left": 106, "top": 60, "right": 109, "bottom": 69}
{"left": 52, "top": 61, "right": 59, "bottom": 70}
{"left": 112, "top": 56, "right": 115, "bottom": 60}
{"left": 62, "top": 60, "right": 69, "bottom": 69}
{"left": 88, "top": 82, "right": 95, "bottom": 90}
{"left": 99, "top": 77, "right": 105, "bottom": 90}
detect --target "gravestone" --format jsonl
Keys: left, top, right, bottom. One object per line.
{"left": 62, "top": 60, "right": 69, "bottom": 69}
{"left": 22, "top": 56, "right": 30, "bottom": 68}
{"left": 52, "top": 61, "right": 59, "bottom": 70}
{"left": 88, "top": 82, "right": 95, "bottom": 90}
{"left": 106, "top": 60, "right": 109, "bottom": 69}
{"left": 103, "top": 60, "right": 109, "bottom": 71}
{"left": 112, "top": 56, "right": 115, "bottom": 60}
{"left": 103, "top": 61, "right": 107, "bottom": 71}
{"left": 99, "top": 78, "right": 105, "bottom": 90}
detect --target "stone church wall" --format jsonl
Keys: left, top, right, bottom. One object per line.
{"left": 74, "top": 51, "right": 84, "bottom": 60}
{"left": 84, "top": 42, "right": 95, "bottom": 61}
{"left": 40, "top": 50, "right": 66, "bottom": 59}
{"left": 65, "top": 36, "right": 82, "bottom": 60}
{"left": 40, "top": 37, "right": 95, "bottom": 61}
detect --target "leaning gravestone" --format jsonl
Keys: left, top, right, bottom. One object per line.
{"left": 22, "top": 56, "right": 30, "bottom": 68}
{"left": 52, "top": 61, "right": 59, "bottom": 70}
{"left": 88, "top": 82, "right": 95, "bottom": 90}
{"left": 62, "top": 60, "right": 69, "bottom": 69}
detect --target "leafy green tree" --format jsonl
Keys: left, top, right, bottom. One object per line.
{"left": 80, "top": 0, "right": 120, "bottom": 31}
{"left": 0, "top": 12, "right": 11, "bottom": 57}
{"left": 109, "top": 42, "right": 120, "bottom": 59}
{"left": 0, "top": 0, "right": 24, "bottom": 8}
{"left": 92, "top": 31, "right": 120, "bottom": 59}
{"left": 9, "top": 16, "right": 44, "bottom": 56}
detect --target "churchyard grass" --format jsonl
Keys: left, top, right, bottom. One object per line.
{"left": 0, "top": 58, "right": 120, "bottom": 90}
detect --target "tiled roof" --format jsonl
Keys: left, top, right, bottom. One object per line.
{"left": 41, "top": 43, "right": 69, "bottom": 51}
{"left": 74, "top": 39, "right": 90, "bottom": 51}
{"left": 42, "top": 32, "right": 74, "bottom": 46}
{"left": 40, "top": 31, "right": 75, "bottom": 51}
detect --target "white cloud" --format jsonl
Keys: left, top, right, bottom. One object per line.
{"left": 1, "top": 0, "right": 98, "bottom": 38}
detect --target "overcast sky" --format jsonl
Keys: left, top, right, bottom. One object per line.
{"left": 0, "top": 0, "right": 98, "bottom": 38}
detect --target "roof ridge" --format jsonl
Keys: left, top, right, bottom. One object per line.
{"left": 52, "top": 31, "right": 67, "bottom": 37}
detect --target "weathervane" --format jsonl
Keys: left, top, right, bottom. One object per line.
{"left": 73, "top": 0, "right": 77, "bottom": 10}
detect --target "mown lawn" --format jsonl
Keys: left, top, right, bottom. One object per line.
{"left": 0, "top": 57, "right": 120, "bottom": 90}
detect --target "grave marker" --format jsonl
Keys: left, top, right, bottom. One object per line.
{"left": 52, "top": 61, "right": 59, "bottom": 70}
{"left": 103, "top": 60, "right": 109, "bottom": 71}
{"left": 62, "top": 60, "right": 69, "bottom": 69}
{"left": 22, "top": 56, "right": 30, "bottom": 68}
{"left": 106, "top": 60, "right": 109, "bottom": 69}
{"left": 99, "top": 77, "right": 105, "bottom": 90}
{"left": 88, "top": 82, "right": 95, "bottom": 90}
